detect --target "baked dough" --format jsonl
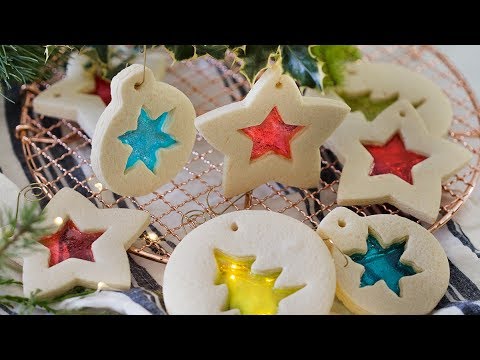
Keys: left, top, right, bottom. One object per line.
{"left": 328, "top": 100, "right": 472, "bottom": 224}
{"left": 195, "top": 66, "right": 350, "bottom": 198}
{"left": 91, "top": 64, "right": 196, "bottom": 196}
{"left": 163, "top": 210, "right": 336, "bottom": 314}
{"left": 305, "top": 61, "right": 452, "bottom": 137}
{"left": 22, "top": 188, "right": 150, "bottom": 298}
{"left": 317, "top": 207, "right": 449, "bottom": 314}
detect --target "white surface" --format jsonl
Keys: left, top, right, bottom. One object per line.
{"left": 437, "top": 45, "right": 480, "bottom": 96}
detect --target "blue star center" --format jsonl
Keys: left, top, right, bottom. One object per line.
{"left": 118, "top": 108, "right": 177, "bottom": 173}
{"left": 350, "top": 234, "right": 417, "bottom": 296}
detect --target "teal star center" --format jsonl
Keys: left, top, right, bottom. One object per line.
{"left": 118, "top": 108, "right": 177, "bottom": 173}
{"left": 350, "top": 234, "right": 417, "bottom": 296}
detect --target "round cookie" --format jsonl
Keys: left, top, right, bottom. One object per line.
{"left": 91, "top": 64, "right": 196, "bottom": 197}
{"left": 317, "top": 207, "right": 449, "bottom": 315}
{"left": 163, "top": 210, "right": 336, "bottom": 315}
{"left": 305, "top": 62, "right": 452, "bottom": 137}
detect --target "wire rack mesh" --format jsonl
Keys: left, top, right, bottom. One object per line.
{"left": 16, "top": 45, "right": 480, "bottom": 264}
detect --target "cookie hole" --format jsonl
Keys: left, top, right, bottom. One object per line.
{"left": 399, "top": 110, "right": 406, "bottom": 117}
{"left": 338, "top": 219, "right": 346, "bottom": 228}
{"left": 53, "top": 93, "right": 61, "bottom": 98}
{"left": 231, "top": 222, "right": 239, "bottom": 231}
{"left": 275, "top": 81, "right": 283, "bottom": 89}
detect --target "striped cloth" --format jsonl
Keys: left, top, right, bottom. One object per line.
{"left": 1, "top": 63, "right": 480, "bottom": 315}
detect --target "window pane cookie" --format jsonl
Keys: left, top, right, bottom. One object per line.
{"left": 305, "top": 62, "right": 453, "bottom": 137}
{"left": 328, "top": 100, "right": 472, "bottom": 224}
{"left": 33, "top": 53, "right": 111, "bottom": 139}
{"left": 91, "top": 64, "right": 196, "bottom": 197}
{"left": 163, "top": 210, "right": 336, "bottom": 315}
{"left": 32, "top": 51, "right": 168, "bottom": 140}
{"left": 195, "top": 66, "right": 350, "bottom": 198}
{"left": 317, "top": 207, "right": 449, "bottom": 314}
{"left": 22, "top": 188, "right": 150, "bottom": 298}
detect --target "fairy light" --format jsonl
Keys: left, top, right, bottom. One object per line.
{"left": 54, "top": 217, "right": 64, "bottom": 226}
{"left": 147, "top": 231, "right": 159, "bottom": 242}
{"left": 94, "top": 182, "right": 103, "bottom": 192}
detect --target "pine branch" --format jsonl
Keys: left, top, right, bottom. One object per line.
{"left": 0, "top": 278, "right": 22, "bottom": 286}
{"left": 0, "top": 45, "right": 75, "bottom": 101}
{"left": 0, "top": 202, "right": 50, "bottom": 267}
{"left": 0, "top": 285, "right": 98, "bottom": 314}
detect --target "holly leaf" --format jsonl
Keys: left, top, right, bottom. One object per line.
{"left": 164, "top": 45, "right": 195, "bottom": 61}
{"left": 239, "top": 45, "right": 279, "bottom": 84}
{"left": 309, "top": 45, "right": 361, "bottom": 88}
{"left": 194, "top": 45, "right": 229, "bottom": 59}
{"left": 280, "top": 45, "right": 322, "bottom": 90}
{"left": 82, "top": 45, "right": 109, "bottom": 65}
{"left": 91, "top": 45, "right": 109, "bottom": 64}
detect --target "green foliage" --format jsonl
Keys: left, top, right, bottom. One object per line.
{"left": 195, "top": 45, "right": 229, "bottom": 59}
{"left": 164, "top": 45, "right": 196, "bottom": 61}
{"left": 0, "top": 286, "right": 97, "bottom": 314}
{"left": 1, "top": 45, "right": 362, "bottom": 103}
{"left": 237, "top": 45, "right": 279, "bottom": 84}
{"left": 280, "top": 45, "right": 322, "bottom": 90}
{"left": 0, "top": 45, "right": 75, "bottom": 101}
{"left": 163, "top": 45, "right": 360, "bottom": 90}
{"left": 0, "top": 278, "right": 22, "bottom": 286}
{"left": 164, "top": 45, "right": 229, "bottom": 61}
{"left": 310, "top": 45, "right": 362, "bottom": 88}
{"left": 0, "top": 202, "right": 50, "bottom": 265}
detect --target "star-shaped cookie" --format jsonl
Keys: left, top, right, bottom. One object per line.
{"left": 328, "top": 100, "right": 472, "bottom": 224}
{"left": 22, "top": 188, "right": 150, "bottom": 298}
{"left": 33, "top": 53, "right": 110, "bottom": 139}
{"left": 195, "top": 66, "right": 350, "bottom": 197}
{"left": 33, "top": 50, "right": 168, "bottom": 139}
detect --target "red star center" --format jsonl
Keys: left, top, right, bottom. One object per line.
{"left": 92, "top": 76, "right": 112, "bottom": 105}
{"left": 363, "top": 133, "right": 428, "bottom": 185}
{"left": 240, "top": 106, "right": 305, "bottom": 161}
{"left": 39, "top": 219, "right": 105, "bottom": 267}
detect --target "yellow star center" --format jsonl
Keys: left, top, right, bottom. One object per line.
{"left": 214, "top": 249, "right": 305, "bottom": 315}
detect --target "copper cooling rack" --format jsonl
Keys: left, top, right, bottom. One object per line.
{"left": 15, "top": 45, "right": 480, "bottom": 264}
